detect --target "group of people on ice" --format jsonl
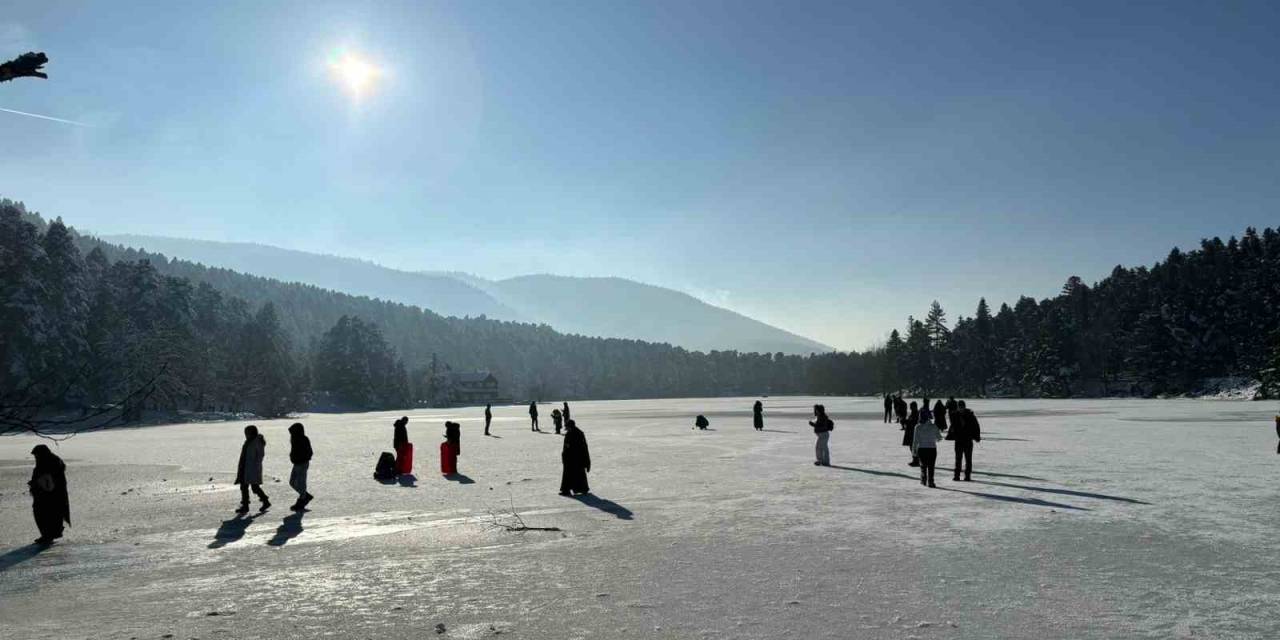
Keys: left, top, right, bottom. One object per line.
{"left": 884, "top": 394, "right": 982, "bottom": 486}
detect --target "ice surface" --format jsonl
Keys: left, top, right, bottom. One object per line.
{"left": 2, "top": 397, "right": 1278, "bottom": 639}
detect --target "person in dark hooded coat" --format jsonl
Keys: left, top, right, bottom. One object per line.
{"left": 288, "top": 422, "right": 314, "bottom": 511}
{"left": 393, "top": 416, "right": 409, "bottom": 450}
{"left": 559, "top": 419, "right": 591, "bottom": 496}
{"left": 29, "top": 445, "right": 70, "bottom": 545}
{"left": 894, "top": 395, "right": 908, "bottom": 425}
{"left": 753, "top": 400, "right": 764, "bottom": 431}
{"left": 902, "top": 401, "right": 920, "bottom": 467}
{"left": 883, "top": 395, "right": 893, "bottom": 423}
{"left": 551, "top": 408, "right": 563, "bottom": 434}
{"left": 235, "top": 425, "right": 270, "bottom": 513}
{"left": 933, "top": 399, "right": 948, "bottom": 433}
{"left": 529, "top": 402, "right": 540, "bottom": 432}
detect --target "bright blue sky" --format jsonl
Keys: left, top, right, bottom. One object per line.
{"left": 4, "top": 1, "right": 1279, "bottom": 350}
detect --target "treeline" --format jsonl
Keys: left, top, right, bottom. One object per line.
{"left": 2, "top": 201, "right": 881, "bottom": 419}
{"left": 880, "top": 228, "right": 1280, "bottom": 398}
{"left": 6, "top": 197, "right": 1278, "bottom": 421}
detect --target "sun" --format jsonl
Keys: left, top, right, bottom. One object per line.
{"left": 329, "top": 51, "right": 381, "bottom": 99}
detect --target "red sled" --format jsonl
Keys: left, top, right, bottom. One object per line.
{"left": 440, "top": 441, "right": 458, "bottom": 475}
{"left": 396, "top": 442, "right": 414, "bottom": 475}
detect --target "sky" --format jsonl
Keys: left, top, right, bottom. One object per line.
{"left": 3, "top": 1, "right": 1279, "bottom": 351}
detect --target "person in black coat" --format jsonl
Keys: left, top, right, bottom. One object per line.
{"left": 809, "top": 404, "right": 834, "bottom": 466}
{"left": 559, "top": 419, "right": 591, "bottom": 496}
{"left": 951, "top": 400, "right": 982, "bottom": 481}
{"left": 563, "top": 402, "right": 571, "bottom": 424}
{"left": 29, "top": 445, "right": 70, "bottom": 545}
{"left": 288, "top": 422, "right": 314, "bottom": 511}
{"left": 445, "top": 420, "right": 461, "bottom": 456}
{"left": 529, "top": 402, "right": 540, "bottom": 432}
{"left": 484, "top": 404, "right": 492, "bottom": 436}
{"left": 894, "top": 395, "right": 908, "bottom": 425}
{"left": 883, "top": 395, "right": 892, "bottom": 423}
{"left": 393, "top": 416, "right": 409, "bottom": 451}
{"left": 902, "top": 401, "right": 920, "bottom": 467}
{"left": 753, "top": 400, "right": 764, "bottom": 431}
{"left": 933, "top": 399, "right": 948, "bottom": 433}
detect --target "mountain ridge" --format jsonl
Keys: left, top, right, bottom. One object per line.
{"left": 100, "top": 234, "right": 832, "bottom": 355}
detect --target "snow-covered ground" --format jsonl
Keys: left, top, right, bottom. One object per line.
{"left": 2, "top": 397, "right": 1278, "bottom": 639}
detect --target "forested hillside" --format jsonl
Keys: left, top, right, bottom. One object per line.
{"left": 4, "top": 196, "right": 1278, "bottom": 430}
{"left": 2, "top": 200, "right": 879, "bottom": 424}
{"left": 101, "top": 234, "right": 831, "bottom": 355}
{"left": 881, "top": 230, "right": 1280, "bottom": 398}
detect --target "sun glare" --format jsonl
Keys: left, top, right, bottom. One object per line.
{"left": 329, "top": 51, "right": 381, "bottom": 99}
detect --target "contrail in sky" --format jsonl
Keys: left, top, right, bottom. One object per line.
{"left": 0, "top": 106, "right": 91, "bottom": 127}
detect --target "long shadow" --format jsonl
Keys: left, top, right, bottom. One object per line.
{"left": 0, "top": 544, "right": 49, "bottom": 572}
{"left": 398, "top": 474, "right": 418, "bottom": 488}
{"left": 759, "top": 429, "right": 796, "bottom": 434}
{"left": 445, "top": 473, "right": 475, "bottom": 484}
{"left": 267, "top": 511, "right": 305, "bottom": 547}
{"left": 209, "top": 512, "right": 259, "bottom": 549}
{"left": 939, "top": 487, "right": 1090, "bottom": 511}
{"left": 973, "top": 480, "right": 1149, "bottom": 505}
{"left": 828, "top": 464, "right": 918, "bottom": 481}
{"left": 970, "top": 470, "right": 1049, "bottom": 482}
{"left": 983, "top": 437, "right": 1031, "bottom": 442}
{"left": 485, "top": 434, "right": 503, "bottom": 439}
{"left": 572, "top": 493, "right": 634, "bottom": 520}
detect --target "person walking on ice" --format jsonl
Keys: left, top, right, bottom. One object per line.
{"left": 288, "top": 422, "right": 314, "bottom": 511}
{"left": 809, "top": 404, "right": 833, "bottom": 466}
{"left": 29, "top": 445, "right": 70, "bottom": 545}
{"left": 235, "top": 425, "right": 270, "bottom": 513}
{"left": 753, "top": 400, "right": 764, "bottom": 431}
{"left": 912, "top": 408, "right": 942, "bottom": 488}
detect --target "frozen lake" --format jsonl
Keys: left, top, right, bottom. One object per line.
{"left": 1, "top": 397, "right": 1277, "bottom": 639}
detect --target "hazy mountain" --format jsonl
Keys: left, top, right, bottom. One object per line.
{"left": 473, "top": 275, "right": 831, "bottom": 355}
{"left": 102, "top": 235, "right": 522, "bottom": 321}
{"left": 101, "top": 234, "right": 832, "bottom": 355}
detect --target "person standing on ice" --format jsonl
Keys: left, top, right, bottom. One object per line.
{"left": 484, "top": 404, "right": 493, "bottom": 436}
{"left": 902, "top": 401, "right": 920, "bottom": 467}
{"left": 563, "top": 401, "right": 571, "bottom": 425}
{"left": 912, "top": 409, "right": 942, "bottom": 488}
{"left": 951, "top": 401, "right": 981, "bottom": 481}
{"left": 753, "top": 400, "right": 765, "bottom": 431}
{"left": 933, "top": 399, "right": 948, "bottom": 433}
{"left": 883, "top": 395, "right": 892, "bottom": 423}
{"left": 29, "top": 445, "right": 70, "bottom": 545}
{"left": 894, "top": 395, "right": 908, "bottom": 425}
{"left": 809, "top": 404, "right": 834, "bottom": 466}
{"left": 235, "top": 425, "right": 270, "bottom": 513}
{"left": 529, "top": 401, "right": 540, "bottom": 432}
{"left": 559, "top": 419, "right": 591, "bottom": 495}
{"left": 288, "top": 422, "right": 314, "bottom": 511}
{"left": 393, "top": 416, "right": 409, "bottom": 451}
{"left": 551, "top": 408, "right": 564, "bottom": 434}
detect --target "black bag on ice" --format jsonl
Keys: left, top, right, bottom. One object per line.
{"left": 374, "top": 451, "right": 398, "bottom": 480}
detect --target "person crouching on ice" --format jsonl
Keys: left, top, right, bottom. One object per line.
{"left": 559, "top": 419, "right": 591, "bottom": 496}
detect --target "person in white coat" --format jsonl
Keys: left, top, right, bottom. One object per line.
{"left": 235, "top": 425, "right": 270, "bottom": 513}
{"left": 912, "top": 409, "right": 943, "bottom": 488}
